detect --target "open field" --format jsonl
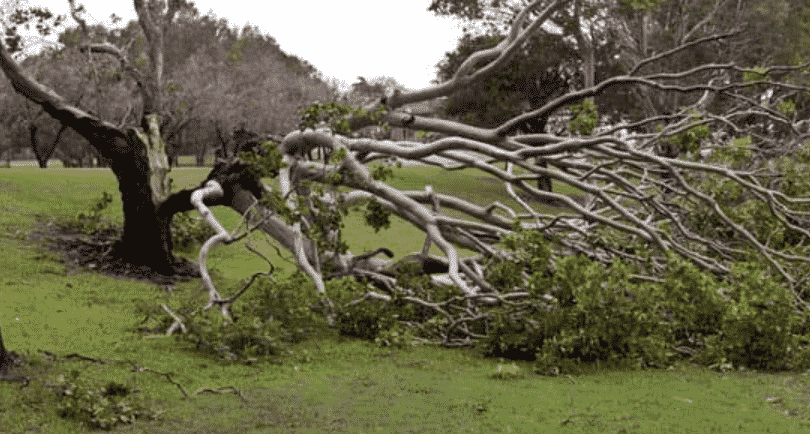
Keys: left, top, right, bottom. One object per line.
{"left": 2, "top": 166, "right": 810, "bottom": 433}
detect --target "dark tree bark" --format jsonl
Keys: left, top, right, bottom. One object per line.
{"left": 0, "top": 325, "right": 7, "bottom": 366}
{"left": 0, "top": 323, "right": 26, "bottom": 384}
{"left": 0, "top": 323, "right": 11, "bottom": 375}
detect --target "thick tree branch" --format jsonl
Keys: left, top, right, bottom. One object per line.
{"left": 0, "top": 37, "right": 124, "bottom": 149}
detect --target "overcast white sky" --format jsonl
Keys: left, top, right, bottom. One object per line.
{"left": 25, "top": 0, "right": 466, "bottom": 90}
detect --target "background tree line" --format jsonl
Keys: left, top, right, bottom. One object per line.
{"left": 432, "top": 0, "right": 810, "bottom": 140}
{"left": 0, "top": 3, "right": 335, "bottom": 167}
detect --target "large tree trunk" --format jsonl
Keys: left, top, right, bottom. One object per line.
{"left": 106, "top": 115, "right": 174, "bottom": 274}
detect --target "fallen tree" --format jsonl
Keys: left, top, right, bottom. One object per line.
{"left": 4, "top": 1, "right": 810, "bottom": 357}
{"left": 171, "top": 9, "right": 810, "bottom": 354}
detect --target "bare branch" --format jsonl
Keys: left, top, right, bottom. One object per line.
{"left": 79, "top": 42, "right": 146, "bottom": 90}
{"left": 191, "top": 180, "right": 233, "bottom": 317}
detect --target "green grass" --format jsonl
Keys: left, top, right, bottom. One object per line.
{"left": 2, "top": 165, "right": 810, "bottom": 433}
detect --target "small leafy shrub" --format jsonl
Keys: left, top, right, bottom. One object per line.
{"left": 71, "top": 191, "right": 117, "bottom": 235}
{"left": 655, "top": 256, "right": 726, "bottom": 347}
{"left": 55, "top": 370, "right": 158, "bottom": 430}
{"left": 329, "top": 270, "right": 457, "bottom": 346}
{"left": 476, "top": 229, "right": 804, "bottom": 370}
{"left": 183, "top": 309, "right": 294, "bottom": 361}
{"left": 171, "top": 211, "right": 216, "bottom": 251}
{"left": 535, "top": 257, "right": 670, "bottom": 366}
{"left": 788, "top": 345, "right": 810, "bottom": 371}
{"left": 363, "top": 198, "right": 392, "bottom": 232}
{"left": 486, "top": 229, "right": 554, "bottom": 295}
{"left": 480, "top": 303, "right": 565, "bottom": 361}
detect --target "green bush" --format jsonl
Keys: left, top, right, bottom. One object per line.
{"left": 475, "top": 235, "right": 806, "bottom": 371}
{"left": 329, "top": 267, "right": 461, "bottom": 347}
{"left": 716, "top": 263, "right": 795, "bottom": 370}
{"left": 55, "top": 370, "right": 158, "bottom": 430}
{"left": 568, "top": 99, "right": 598, "bottom": 136}
{"left": 535, "top": 257, "right": 671, "bottom": 366}
{"left": 480, "top": 251, "right": 668, "bottom": 365}
{"left": 656, "top": 256, "right": 726, "bottom": 346}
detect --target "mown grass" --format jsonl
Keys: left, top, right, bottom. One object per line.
{"left": 2, "top": 165, "right": 810, "bottom": 433}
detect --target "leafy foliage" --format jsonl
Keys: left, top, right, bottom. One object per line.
{"left": 55, "top": 370, "right": 158, "bottom": 430}
{"left": 363, "top": 198, "right": 392, "bottom": 233}
{"left": 712, "top": 262, "right": 796, "bottom": 370}
{"left": 238, "top": 140, "right": 286, "bottom": 179}
{"left": 568, "top": 99, "right": 599, "bottom": 136}
{"left": 320, "top": 224, "right": 809, "bottom": 371}
{"left": 329, "top": 270, "right": 458, "bottom": 349}
{"left": 661, "top": 115, "right": 711, "bottom": 155}
{"left": 299, "top": 101, "right": 353, "bottom": 134}
{"left": 72, "top": 191, "right": 116, "bottom": 235}
{"left": 170, "top": 212, "right": 216, "bottom": 251}
{"left": 179, "top": 273, "right": 327, "bottom": 362}
{"left": 480, "top": 246, "right": 805, "bottom": 371}
{"left": 298, "top": 102, "right": 388, "bottom": 135}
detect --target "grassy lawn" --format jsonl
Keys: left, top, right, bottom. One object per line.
{"left": 2, "top": 165, "right": 810, "bottom": 433}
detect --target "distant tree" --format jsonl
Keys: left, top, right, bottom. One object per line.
{"left": 434, "top": 32, "right": 574, "bottom": 192}
{"left": 430, "top": 0, "right": 625, "bottom": 108}
{"left": 160, "top": 15, "right": 332, "bottom": 164}
{"left": 435, "top": 32, "right": 575, "bottom": 131}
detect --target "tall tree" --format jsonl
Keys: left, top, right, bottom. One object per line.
{"left": 0, "top": 0, "right": 185, "bottom": 273}
{"left": 0, "top": 1, "right": 331, "bottom": 275}
{"left": 435, "top": 32, "right": 575, "bottom": 131}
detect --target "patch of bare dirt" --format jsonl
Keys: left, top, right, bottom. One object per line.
{"left": 30, "top": 217, "right": 199, "bottom": 285}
